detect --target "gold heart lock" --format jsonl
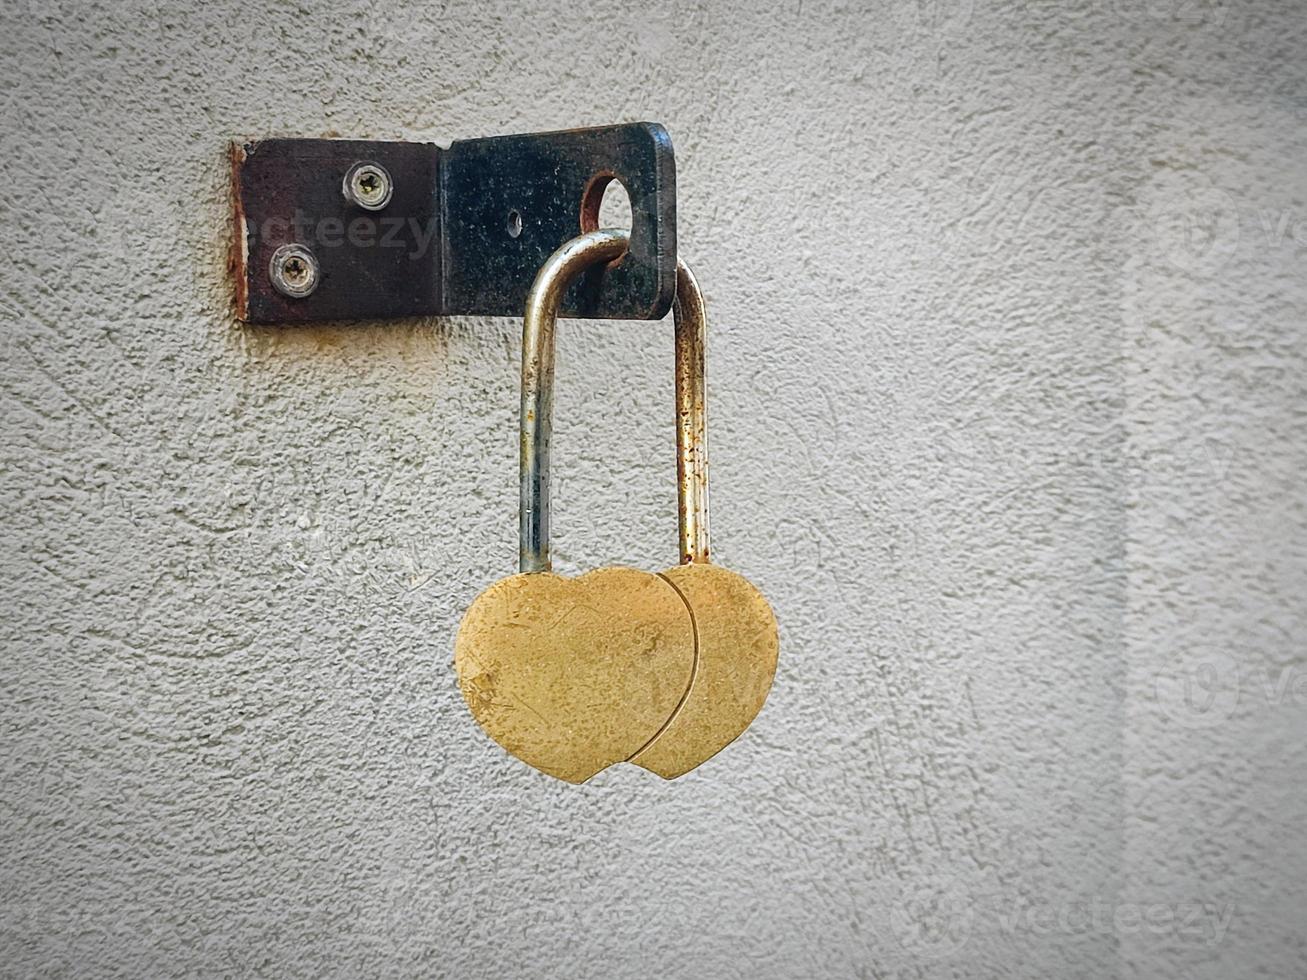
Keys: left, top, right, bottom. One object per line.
{"left": 455, "top": 568, "right": 694, "bottom": 784}
{"left": 455, "top": 231, "right": 778, "bottom": 783}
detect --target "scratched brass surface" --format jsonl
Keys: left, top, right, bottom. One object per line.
{"left": 631, "top": 563, "right": 779, "bottom": 779}
{"left": 454, "top": 567, "right": 696, "bottom": 784}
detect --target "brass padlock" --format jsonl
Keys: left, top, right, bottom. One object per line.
{"left": 455, "top": 231, "right": 778, "bottom": 783}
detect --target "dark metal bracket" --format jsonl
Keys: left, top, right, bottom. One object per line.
{"left": 230, "top": 123, "right": 677, "bottom": 325}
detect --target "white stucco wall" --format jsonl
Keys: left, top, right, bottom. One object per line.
{"left": 2, "top": 0, "right": 1304, "bottom": 977}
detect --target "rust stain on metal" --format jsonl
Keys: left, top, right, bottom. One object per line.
{"left": 673, "top": 259, "right": 710, "bottom": 565}
{"left": 578, "top": 169, "right": 620, "bottom": 233}
{"left": 228, "top": 141, "right": 250, "bottom": 321}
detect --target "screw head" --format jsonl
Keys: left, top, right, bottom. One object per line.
{"left": 269, "top": 243, "right": 320, "bottom": 299}
{"left": 343, "top": 161, "right": 393, "bottom": 211}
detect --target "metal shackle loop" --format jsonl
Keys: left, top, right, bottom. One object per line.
{"left": 520, "top": 230, "right": 710, "bottom": 573}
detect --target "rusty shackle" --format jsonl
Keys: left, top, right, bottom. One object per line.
{"left": 519, "top": 230, "right": 710, "bottom": 573}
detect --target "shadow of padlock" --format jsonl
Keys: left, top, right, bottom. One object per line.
{"left": 455, "top": 231, "right": 779, "bottom": 783}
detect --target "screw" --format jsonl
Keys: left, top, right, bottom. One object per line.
{"left": 343, "top": 161, "right": 393, "bottom": 211}
{"left": 269, "top": 243, "right": 320, "bottom": 299}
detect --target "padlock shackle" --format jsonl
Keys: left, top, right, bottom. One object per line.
{"left": 672, "top": 259, "right": 710, "bottom": 567}
{"left": 520, "top": 230, "right": 710, "bottom": 574}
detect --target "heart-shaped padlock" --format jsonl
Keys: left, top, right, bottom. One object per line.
{"left": 455, "top": 230, "right": 778, "bottom": 783}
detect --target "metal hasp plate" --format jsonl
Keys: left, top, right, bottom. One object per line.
{"left": 231, "top": 123, "right": 676, "bottom": 324}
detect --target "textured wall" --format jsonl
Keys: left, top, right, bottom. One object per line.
{"left": 1, "top": 0, "right": 1303, "bottom": 977}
